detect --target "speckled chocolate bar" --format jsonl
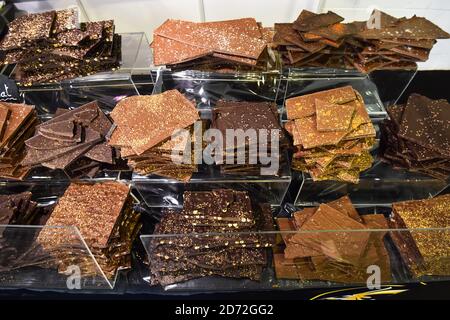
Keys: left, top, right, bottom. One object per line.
{"left": 285, "top": 86, "right": 375, "bottom": 183}
{"left": 38, "top": 181, "right": 141, "bottom": 279}
{"left": 379, "top": 94, "right": 450, "bottom": 180}
{"left": 149, "top": 189, "right": 275, "bottom": 287}
{"left": 275, "top": 9, "right": 450, "bottom": 72}
{"left": 151, "top": 18, "right": 271, "bottom": 71}
{"left": 0, "top": 8, "right": 121, "bottom": 85}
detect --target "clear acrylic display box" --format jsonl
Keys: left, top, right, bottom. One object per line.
{"left": 140, "top": 214, "right": 450, "bottom": 292}
{"left": 0, "top": 181, "right": 129, "bottom": 291}
{"left": 281, "top": 68, "right": 388, "bottom": 122}
{"left": 0, "top": 225, "right": 114, "bottom": 290}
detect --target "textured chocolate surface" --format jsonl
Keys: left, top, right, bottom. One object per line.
{"left": 285, "top": 86, "right": 375, "bottom": 183}
{"left": 275, "top": 9, "right": 449, "bottom": 72}
{"left": 379, "top": 94, "right": 450, "bottom": 180}
{"left": 389, "top": 194, "right": 450, "bottom": 277}
{"left": 0, "top": 9, "right": 121, "bottom": 85}
{"left": 149, "top": 189, "right": 275, "bottom": 286}
{"left": 151, "top": 18, "right": 270, "bottom": 71}
{"left": 21, "top": 101, "right": 115, "bottom": 175}
{"left": 37, "top": 182, "right": 140, "bottom": 279}
{"left": 274, "top": 196, "right": 391, "bottom": 283}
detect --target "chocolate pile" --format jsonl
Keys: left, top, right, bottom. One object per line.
{"left": 273, "top": 10, "right": 450, "bottom": 72}
{"left": 388, "top": 194, "right": 450, "bottom": 278}
{"left": 21, "top": 101, "right": 117, "bottom": 178}
{"left": 0, "top": 102, "right": 38, "bottom": 180}
{"left": 285, "top": 86, "right": 376, "bottom": 183}
{"left": 37, "top": 182, "right": 141, "bottom": 278}
{"left": 211, "top": 101, "right": 287, "bottom": 175}
{"left": 0, "top": 8, "right": 121, "bottom": 85}
{"left": 0, "top": 192, "right": 44, "bottom": 228}
{"left": 274, "top": 196, "right": 391, "bottom": 283}
{"left": 108, "top": 90, "right": 199, "bottom": 181}
{"left": 149, "top": 189, "right": 275, "bottom": 287}
{"left": 151, "top": 18, "right": 272, "bottom": 71}
{"left": 380, "top": 94, "right": 450, "bottom": 180}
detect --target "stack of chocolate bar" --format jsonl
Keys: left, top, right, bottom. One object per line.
{"left": 0, "top": 192, "right": 44, "bottom": 227}
{"left": 274, "top": 196, "right": 391, "bottom": 283}
{"left": 285, "top": 86, "right": 376, "bottom": 183}
{"left": 0, "top": 102, "right": 38, "bottom": 180}
{"left": 380, "top": 94, "right": 450, "bottom": 180}
{"left": 211, "top": 101, "right": 287, "bottom": 176}
{"left": 0, "top": 8, "right": 121, "bottom": 85}
{"left": 273, "top": 10, "right": 450, "bottom": 72}
{"left": 388, "top": 194, "right": 450, "bottom": 278}
{"left": 108, "top": 90, "right": 199, "bottom": 181}
{"left": 149, "top": 189, "right": 275, "bottom": 287}
{"left": 151, "top": 18, "right": 272, "bottom": 71}
{"left": 21, "top": 101, "right": 117, "bottom": 178}
{"left": 37, "top": 182, "right": 141, "bottom": 278}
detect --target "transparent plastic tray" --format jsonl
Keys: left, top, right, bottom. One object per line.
{"left": 0, "top": 225, "right": 114, "bottom": 290}
{"left": 141, "top": 225, "right": 450, "bottom": 292}
{"left": 151, "top": 70, "right": 283, "bottom": 109}
{"left": 281, "top": 68, "right": 387, "bottom": 122}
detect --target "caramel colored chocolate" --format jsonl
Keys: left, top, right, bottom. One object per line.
{"left": 389, "top": 194, "right": 450, "bottom": 277}
{"left": 155, "top": 19, "right": 266, "bottom": 60}
{"left": 285, "top": 86, "right": 375, "bottom": 183}
{"left": 38, "top": 181, "right": 141, "bottom": 279}
{"left": 274, "top": 196, "right": 391, "bottom": 283}
{"left": 110, "top": 91, "right": 198, "bottom": 155}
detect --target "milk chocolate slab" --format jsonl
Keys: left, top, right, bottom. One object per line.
{"left": 84, "top": 142, "right": 114, "bottom": 164}
{"left": 294, "top": 116, "right": 347, "bottom": 149}
{"left": 0, "top": 103, "right": 35, "bottom": 148}
{"left": 154, "top": 19, "right": 266, "bottom": 59}
{"left": 152, "top": 35, "right": 212, "bottom": 66}
{"left": 286, "top": 86, "right": 356, "bottom": 119}
{"left": 42, "top": 140, "right": 98, "bottom": 170}
{"left": 382, "top": 38, "right": 436, "bottom": 49}
{"left": 390, "top": 46, "right": 430, "bottom": 61}
{"left": 315, "top": 99, "right": 354, "bottom": 132}
{"left": 110, "top": 91, "right": 199, "bottom": 155}
{"left": 21, "top": 127, "right": 101, "bottom": 166}
{"left": 39, "top": 120, "right": 75, "bottom": 138}
{"left": 39, "top": 182, "right": 130, "bottom": 248}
